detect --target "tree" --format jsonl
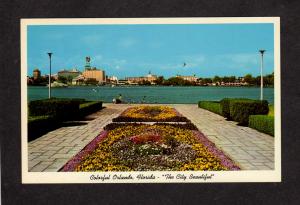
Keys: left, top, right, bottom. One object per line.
{"left": 67, "top": 75, "right": 73, "bottom": 83}
{"left": 264, "top": 73, "right": 274, "bottom": 86}
{"left": 213, "top": 76, "right": 221, "bottom": 83}
{"left": 138, "top": 80, "right": 151, "bottom": 85}
{"left": 58, "top": 76, "right": 68, "bottom": 84}
{"left": 154, "top": 76, "right": 164, "bottom": 85}
{"left": 163, "top": 77, "right": 194, "bottom": 86}
{"left": 229, "top": 76, "right": 236, "bottom": 83}
{"left": 202, "top": 78, "right": 212, "bottom": 85}
{"left": 32, "top": 76, "right": 51, "bottom": 86}
{"left": 254, "top": 76, "right": 261, "bottom": 85}
{"left": 244, "top": 74, "right": 254, "bottom": 85}
{"left": 222, "top": 76, "right": 230, "bottom": 83}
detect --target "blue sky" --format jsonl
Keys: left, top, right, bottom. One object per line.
{"left": 27, "top": 23, "right": 274, "bottom": 79}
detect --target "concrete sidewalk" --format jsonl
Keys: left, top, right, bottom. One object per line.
{"left": 28, "top": 104, "right": 274, "bottom": 171}
{"left": 174, "top": 104, "right": 274, "bottom": 170}
{"left": 28, "top": 104, "right": 129, "bottom": 172}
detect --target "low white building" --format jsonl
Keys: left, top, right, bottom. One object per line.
{"left": 72, "top": 75, "right": 85, "bottom": 85}
{"left": 176, "top": 75, "right": 198, "bottom": 82}
{"left": 107, "top": 76, "right": 118, "bottom": 83}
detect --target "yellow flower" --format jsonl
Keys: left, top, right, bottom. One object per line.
{"left": 75, "top": 124, "right": 227, "bottom": 171}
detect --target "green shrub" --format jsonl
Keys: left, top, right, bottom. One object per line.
{"left": 28, "top": 115, "right": 56, "bottom": 123}
{"left": 198, "top": 101, "right": 221, "bottom": 115}
{"left": 79, "top": 101, "right": 103, "bottom": 116}
{"left": 220, "top": 98, "right": 252, "bottom": 119}
{"left": 249, "top": 115, "right": 274, "bottom": 136}
{"left": 268, "top": 104, "right": 274, "bottom": 116}
{"left": 229, "top": 100, "right": 269, "bottom": 125}
{"left": 70, "top": 98, "right": 87, "bottom": 104}
{"left": 220, "top": 98, "right": 231, "bottom": 119}
{"left": 28, "top": 98, "right": 81, "bottom": 120}
{"left": 28, "top": 115, "right": 61, "bottom": 141}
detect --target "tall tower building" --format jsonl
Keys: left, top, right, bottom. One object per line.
{"left": 33, "top": 68, "right": 41, "bottom": 80}
{"left": 84, "top": 56, "right": 91, "bottom": 70}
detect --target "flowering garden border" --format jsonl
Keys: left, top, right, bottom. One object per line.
{"left": 112, "top": 106, "right": 190, "bottom": 122}
{"left": 60, "top": 131, "right": 108, "bottom": 172}
{"left": 61, "top": 123, "right": 240, "bottom": 171}
{"left": 192, "top": 130, "right": 240, "bottom": 170}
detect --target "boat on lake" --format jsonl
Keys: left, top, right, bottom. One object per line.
{"left": 47, "top": 81, "right": 68, "bottom": 88}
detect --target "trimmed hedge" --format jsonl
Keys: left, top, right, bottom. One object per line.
{"left": 28, "top": 98, "right": 81, "bottom": 120}
{"left": 28, "top": 99, "right": 104, "bottom": 141}
{"left": 220, "top": 98, "right": 231, "bottom": 119}
{"left": 28, "top": 115, "right": 61, "bottom": 141}
{"left": 198, "top": 101, "right": 221, "bottom": 115}
{"left": 249, "top": 115, "right": 274, "bottom": 136}
{"left": 69, "top": 98, "right": 87, "bottom": 105}
{"left": 220, "top": 98, "right": 251, "bottom": 119}
{"left": 268, "top": 104, "right": 274, "bottom": 116}
{"left": 79, "top": 101, "right": 103, "bottom": 116}
{"left": 229, "top": 99, "right": 269, "bottom": 125}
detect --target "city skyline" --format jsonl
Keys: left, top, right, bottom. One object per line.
{"left": 27, "top": 24, "right": 274, "bottom": 78}
{"left": 28, "top": 67, "right": 274, "bottom": 80}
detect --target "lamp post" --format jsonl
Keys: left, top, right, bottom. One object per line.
{"left": 47, "top": 52, "right": 53, "bottom": 99}
{"left": 259, "top": 50, "right": 265, "bottom": 100}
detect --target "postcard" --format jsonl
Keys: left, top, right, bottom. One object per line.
{"left": 21, "top": 17, "right": 281, "bottom": 183}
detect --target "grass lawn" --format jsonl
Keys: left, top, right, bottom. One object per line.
{"left": 268, "top": 104, "right": 274, "bottom": 116}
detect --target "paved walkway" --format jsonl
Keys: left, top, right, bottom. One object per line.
{"left": 28, "top": 104, "right": 129, "bottom": 172}
{"left": 174, "top": 105, "right": 274, "bottom": 170}
{"left": 28, "top": 104, "right": 274, "bottom": 171}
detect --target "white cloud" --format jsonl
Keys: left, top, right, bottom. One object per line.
{"left": 118, "top": 38, "right": 137, "bottom": 48}
{"left": 147, "top": 41, "right": 164, "bottom": 49}
{"left": 199, "top": 52, "right": 274, "bottom": 76}
{"left": 180, "top": 54, "right": 206, "bottom": 68}
{"left": 92, "top": 56, "right": 128, "bottom": 72}
{"left": 219, "top": 53, "right": 258, "bottom": 66}
{"left": 133, "top": 54, "right": 206, "bottom": 72}
{"left": 211, "top": 53, "right": 273, "bottom": 70}
{"left": 160, "top": 63, "right": 182, "bottom": 70}
{"left": 94, "top": 55, "right": 103, "bottom": 62}
{"left": 41, "top": 32, "right": 66, "bottom": 41}
{"left": 81, "top": 34, "right": 103, "bottom": 45}
{"left": 182, "top": 54, "right": 205, "bottom": 63}
{"left": 113, "top": 59, "right": 127, "bottom": 65}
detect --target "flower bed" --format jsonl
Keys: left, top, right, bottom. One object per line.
{"left": 61, "top": 123, "right": 239, "bottom": 171}
{"left": 112, "top": 106, "right": 190, "bottom": 122}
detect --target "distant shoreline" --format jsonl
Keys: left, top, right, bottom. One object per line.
{"left": 27, "top": 85, "right": 274, "bottom": 88}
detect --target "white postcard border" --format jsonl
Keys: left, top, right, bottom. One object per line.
{"left": 21, "top": 17, "right": 281, "bottom": 183}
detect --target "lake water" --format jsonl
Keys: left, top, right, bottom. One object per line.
{"left": 28, "top": 86, "right": 274, "bottom": 104}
